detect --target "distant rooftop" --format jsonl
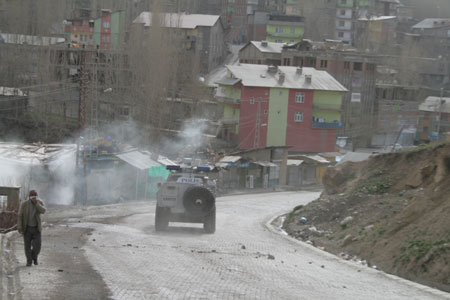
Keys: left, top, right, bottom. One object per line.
{"left": 133, "top": 12, "right": 220, "bottom": 29}
{"left": 0, "top": 87, "right": 27, "bottom": 97}
{"left": 419, "top": 96, "right": 450, "bottom": 114}
{"left": 412, "top": 18, "right": 450, "bottom": 29}
{"left": 358, "top": 16, "right": 397, "bottom": 21}
{"left": 0, "top": 33, "right": 65, "bottom": 46}
{"left": 219, "top": 64, "right": 347, "bottom": 92}
{"left": 244, "top": 41, "right": 288, "bottom": 54}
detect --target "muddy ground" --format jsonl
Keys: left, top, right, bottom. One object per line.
{"left": 283, "top": 142, "right": 450, "bottom": 292}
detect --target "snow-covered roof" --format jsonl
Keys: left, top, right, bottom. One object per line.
{"left": 419, "top": 96, "right": 450, "bottom": 114}
{"left": 359, "top": 16, "right": 397, "bottom": 21}
{"left": 223, "top": 64, "right": 347, "bottom": 92}
{"left": 304, "top": 155, "right": 330, "bottom": 164}
{"left": 412, "top": 18, "right": 450, "bottom": 29}
{"left": 219, "top": 156, "right": 241, "bottom": 163}
{"left": 133, "top": 12, "right": 220, "bottom": 29}
{"left": 0, "top": 33, "right": 65, "bottom": 46}
{"left": 246, "top": 41, "right": 286, "bottom": 54}
{"left": 252, "top": 161, "right": 277, "bottom": 167}
{"left": 337, "top": 152, "right": 373, "bottom": 164}
{"left": 0, "top": 87, "right": 27, "bottom": 97}
{"left": 287, "top": 159, "right": 304, "bottom": 166}
{"left": 0, "top": 143, "right": 76, "bottom": 166}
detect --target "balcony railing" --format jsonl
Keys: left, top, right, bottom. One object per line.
{"left": 312, "top": 122, "right": 343, "bottom": 129}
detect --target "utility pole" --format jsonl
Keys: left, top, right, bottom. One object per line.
{"left": 436, "top": 88, "right": 444, "bottom": 140}
{"left": 78, "top": 50, "right": 87, "bottom": 130}
{"left": 76, "top": 49, "right": 88, "bottom": 206}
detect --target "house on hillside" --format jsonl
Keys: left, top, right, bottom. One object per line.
{"left": 239, "top": 40, "right": 284, "bottom": 65}
{"left": 416, "top": 96, "right": 450, "bottom": 142}
{"left": 215, "top": 64, "right": 347, "bottom": 153}
{"left": 132, "top": 12, "right": 227, "bottom": 73}
{"left": 64, "top": 19, "right": 95, "bottom": 47}
{"left": 64, "top": 10, "right": 126, "bottom": 50}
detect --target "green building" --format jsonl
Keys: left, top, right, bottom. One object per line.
{"left": 266, "top": 15, "right": 305, "bottom": 44}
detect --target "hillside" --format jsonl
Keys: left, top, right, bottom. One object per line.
{"left": 283, "top": 143, "right": 450, "bottom": 292}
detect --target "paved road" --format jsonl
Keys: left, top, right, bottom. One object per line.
{"left": 72, "top": 192, "right": 448, "bottom": 300}
{"left": 5, "top": 192, "right": 450, "bottom": 299}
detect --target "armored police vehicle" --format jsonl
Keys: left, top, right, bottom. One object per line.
{"left": 155, "top": 165, "right": 216, "bottom": 233}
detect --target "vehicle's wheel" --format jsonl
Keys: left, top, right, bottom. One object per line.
{"left": 155, "top": 206, "right": 169, "bottom": 231}
{"left": 203, "top": 207, "right": 216, "bottom": 234}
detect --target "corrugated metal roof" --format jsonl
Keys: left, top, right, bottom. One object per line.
{"left": 287, "top": 159, "right": 304, "bottom": 166}
{"left": 304, "top": 155, "right": 330, "bottom": 164}
{"left": 225, "top": 64, "right": 347, "bottom": 92}
{"left": 249, "top": 41, "right": 285, "bottom": 54}
{"left": 219, "top": 156, "right": 241, "bottom": 163}
{"left": 419, "top": 96, "right": 450, "bottom": 114}
{"left": 157, "top": 156, "right": 177, "bottom": 166}
{"left": 412, "top": 18, "right": 450, "bottom": 29}
{"left": 252, "top": 161, "right": 277, "bottom": 167}
{"left": 116, "top": 151, "right": 162, "bottom": 170}
{"left": 133, "top": 12, "right": 220, "bottom": 29}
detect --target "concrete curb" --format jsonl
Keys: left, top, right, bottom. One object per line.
{"left": 265, "top": 212, "right": 450, "bottom": 299}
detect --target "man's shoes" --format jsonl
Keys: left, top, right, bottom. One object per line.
{"left": 33, "top": 258, "right": 38, "bottom": 265}
{"left": 26, "top": 262, "right": 32, "bottom": 267}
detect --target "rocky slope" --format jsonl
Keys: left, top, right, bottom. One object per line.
{"left": 283, "top": 142, "right": 450, "bottom": 292}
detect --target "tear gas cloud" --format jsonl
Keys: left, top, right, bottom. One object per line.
{"left": 0, "top": 118, "right": 210, "bottom": 206}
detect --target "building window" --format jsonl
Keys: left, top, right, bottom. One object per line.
{"left": 250, "top": 97, "right": 255, "bottom": 104}
{"left": 344, "top": 61, "right": 351, "bottom": 69}
{"left": 351, "top": 93, "right": 361, "bottom": 102}
{"left": 295, "top": 92, "right": 305, "bottom": 103}
{"left": 366, "top": 63, "right": 375, "bottom": 72}
{"left": 119, "top": 106, "right": 130, "bottom": 117}
{"left": 276, "top": 27, "right": 284, "bottom": 33}
{"left": 294, "top": 112, "right": 303, "bottom": 122}
{"left": 320, "top": 60, "right": 328, "bottom": 68}
{"left": 264, "top": 109, "right": 268, "bottom": 115}
{"left": 103, "top": 21, "right": 110, "bottom": 29}
{"left": 340, "top": 9, "right": 346, "bottom": 15}
{"left": 338, "top": 31, "right": 344, "bottom": 38}
{"left": 339, "top": 20, "right": 345, "bottom": 27}
{"left": 283, "top": 58, "right": 291, "bottom": 65}
{"left": 275, "top": 39, "right": 283, "bottom": 43}
{"left": 290, "top": 28, "right": 295, "bottom": 34}
{"left": 354, "top": 62, "right": 363, "bottom": 71}
{"left": 341, "top": 0, "right": 347, "bottom": 4}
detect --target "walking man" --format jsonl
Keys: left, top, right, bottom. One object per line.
{"left": 17, "top": 190, "right": 46, "bottom": 266}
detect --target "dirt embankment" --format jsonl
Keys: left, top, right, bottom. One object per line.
{"left": 283, "top": 143, "right": 450, "bottom": 292}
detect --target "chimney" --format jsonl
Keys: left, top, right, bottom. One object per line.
{"left": 305, "top": 74, "right": 312, "bottom": 83}
{"left": 296, "top": 67, "right": 303, "bottom": 75}
{"left": 261, "top": 40, "right": 268, "bottom": 47}
{"left": 278, "top": 71, "right": 285, "bottom": 84}
{"left": 268, "top": 65, "right": 278, "bottom": 73}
